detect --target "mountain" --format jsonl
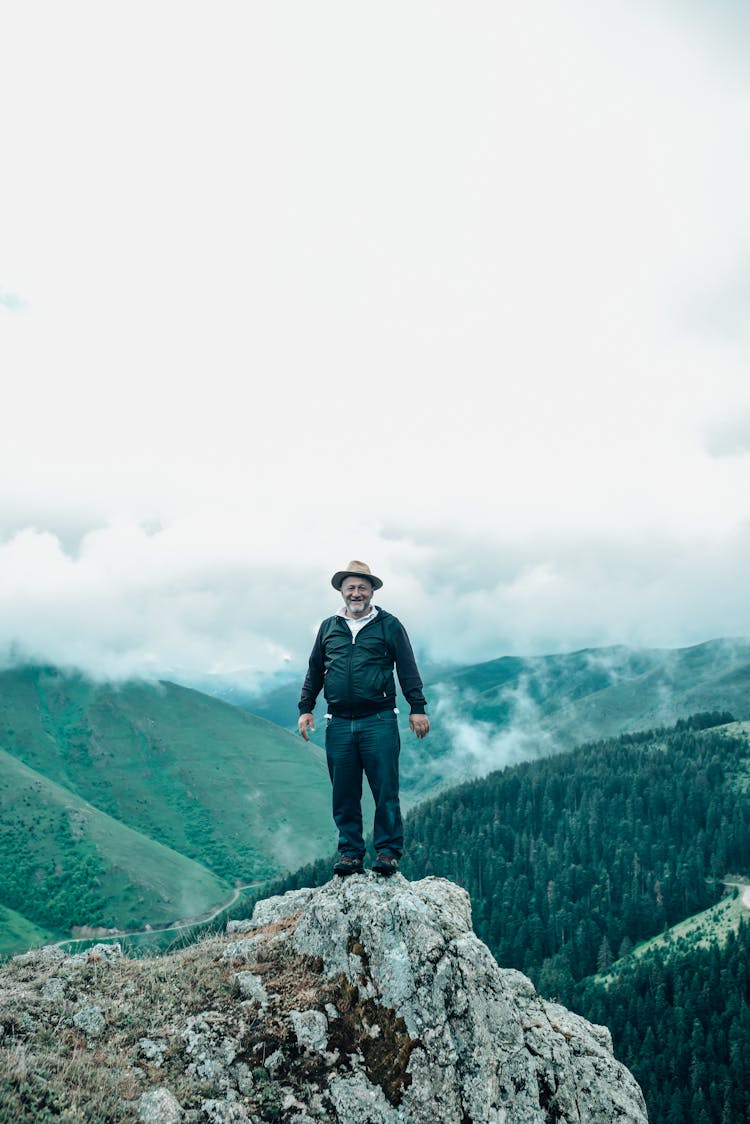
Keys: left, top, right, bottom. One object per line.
{"left": 0, "top": 667, "right": 334, "bottom": 952}
{"left": 184, "top": 666, "right": 302, "bottom": 715}
{"left": 400, "top": 714, "right": 750, "bottom": 984}
{"left": 4, "top": 644, "right": 747, "bottom": 1114}
{"left": 0, "top": 875, "right": 647, "bottom": 1123}
{"left": 401, "top": 636, "right": 750, "bottom": 798}
{"left": 5, "top": 637, "right": 748, "bottom": 952}
{"left": 221, "top": 636, "right": 750, "bottom": 802}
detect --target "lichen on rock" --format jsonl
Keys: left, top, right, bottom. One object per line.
{"left": 263, "top": 872, "right": 649, "bottom": 1123}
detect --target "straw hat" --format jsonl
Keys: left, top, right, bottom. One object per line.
{"left": 331, "top": 560, "right": 383, "bottom": 591}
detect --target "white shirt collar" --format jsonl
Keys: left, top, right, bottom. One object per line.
{"left": 337, "top": 604, "right": 378, "bottom": 631}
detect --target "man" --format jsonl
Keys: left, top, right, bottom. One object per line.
{"left": 298, "top": 560, "right": 429, "bottom": 877}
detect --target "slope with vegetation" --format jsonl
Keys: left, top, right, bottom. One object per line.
{"left": 0, "top": 746, "right": 233, "bottom": 953}
{"left": 0, "top": 667, "right": 334, "bottom": 952}
{"left": 580, "top": 914, "right": 750, "bottom": 1123}
{"left": 404, "top": 713, "right": 748, "bottom": 984}
{"left": 411, "top": 714, "right": 750, "bottom": 1122}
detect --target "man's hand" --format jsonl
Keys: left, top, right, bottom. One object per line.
{"left": 409, "top": 713, "right": 430, "bottom": 739}
{"left": 298, "top": 713, "right": 315, "bottom": 741}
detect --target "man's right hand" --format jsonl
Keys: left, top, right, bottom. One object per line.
{"left": 298, "top": 713, "right": 315, "bottom": 741}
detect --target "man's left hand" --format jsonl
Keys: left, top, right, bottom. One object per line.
{"left": 409, "top": 713, "right": 430, "bottom": 739}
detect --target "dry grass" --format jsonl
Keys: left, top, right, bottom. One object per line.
{"left": 0, "top": 934, "right": 236, "bottom": 1121}
{"left": 0, "top": 910, "right": 418, "bottom": 1122}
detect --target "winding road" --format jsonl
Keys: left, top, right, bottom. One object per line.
{"left": 55, "top": 881, "right": 263, "bottom": 950}
{"left": 723, "top": 880, "right": 750, "bottom": 909}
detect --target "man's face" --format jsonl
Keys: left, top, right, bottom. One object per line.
{"left": 340, "top": 576, "right": 374, "bottom": 618}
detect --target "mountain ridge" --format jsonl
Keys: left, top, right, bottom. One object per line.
{"left": 403, "top": 636, "right": 750, "bottom": 797}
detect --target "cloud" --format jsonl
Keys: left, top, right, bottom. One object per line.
{"left": 0, "top": 523, "right": 304, "bottom": 683}
{"left": 1, "top": 514, "right": 749, "bottom": 687}
{"left": 1, "top": 2, "right": 750, "bottom": 682}
{"left": 705, "top": 411, "right": 750, "bottom": 457}
{"left": 384, "top": 524, "right": 750, "bottom": 664}
{"left": 425, "top": 678, "right": 558, "bottom": 789}
{"left": 0, "top": 291, "right": 25, "bottom": 311}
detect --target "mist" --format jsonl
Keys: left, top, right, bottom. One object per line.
{"left": 1, "top": 518, "right": 749, "bottom": 687}
{"left": 427, "top": 680, "right": 560, "bottom": 787}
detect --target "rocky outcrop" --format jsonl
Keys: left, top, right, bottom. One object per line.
{"left": 242, "top": 873, "right": 648, "bottom": 1123}
{"left": 0, "top": 876, "right": 648, "bottom": 1122}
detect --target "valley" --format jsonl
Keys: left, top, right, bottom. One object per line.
{"left": 2, "top": 639, "right": 750, "bottom": 1120}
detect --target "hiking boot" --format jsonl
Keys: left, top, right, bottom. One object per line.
{"left": 372, "top": 852, "right": 399, "bottom": 876}
{"left": 333, "top": 854, "right": 364, "bottom": 876}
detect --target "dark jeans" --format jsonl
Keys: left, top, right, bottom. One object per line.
{"left": 325, "top": 710, "right": 403, "bottom": 859}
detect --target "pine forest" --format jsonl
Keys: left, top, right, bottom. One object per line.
{"left": 271, "top": 714, "right": 750, "bottom": 1121}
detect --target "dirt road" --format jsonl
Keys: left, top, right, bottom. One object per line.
{"left": 54, "top": 882, "right": 262, "bottom": 950}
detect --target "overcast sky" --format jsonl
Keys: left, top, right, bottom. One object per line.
{"left": 2, "top": 1, "right": 749, "bottom": 686}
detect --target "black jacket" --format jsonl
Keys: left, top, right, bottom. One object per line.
{"left": 298, "top": 607, "right": 427, "bottom": 719}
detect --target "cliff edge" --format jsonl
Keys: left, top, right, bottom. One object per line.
{"left": 0, "top": 874, "right": 648, "bottom": 1122}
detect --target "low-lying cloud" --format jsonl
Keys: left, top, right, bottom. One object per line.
{"left": 1, "top": 518, "right": 750, "bottom": 686}
{"left": 426, "top": 679, "right": 559, "bottom": 788}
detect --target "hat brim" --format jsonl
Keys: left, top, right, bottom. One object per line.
{"left": 332, "top": 570, "right": 383, "bottom": 591}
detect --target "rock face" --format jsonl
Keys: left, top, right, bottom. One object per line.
{"left": 249, "top": 873, "right": 648, "bottom": 1123}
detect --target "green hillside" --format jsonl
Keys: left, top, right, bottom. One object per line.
{"left": 580, "top": 904, "right": 750, "bottom": 1123}
{"left": 0, "top": 903, "right": 55, "bottom": 958}
{"left": 0, "top": 746, "right": 232, "bottom": 949}
{"left": 401, "top": 716, "right": 750, "bottom": 981}
{"left": 0, "top": 667, "right": 336, "bottom": 950}
{"left": 601, "top": 879, "right": 750, "bottom": 973}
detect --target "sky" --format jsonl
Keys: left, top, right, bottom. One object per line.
{"left": 2, "top": 1, "right": 750, "bottom": 688}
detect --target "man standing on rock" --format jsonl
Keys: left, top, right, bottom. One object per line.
{"left": 298, "top": 560, "right": 429, "bottom": 878}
